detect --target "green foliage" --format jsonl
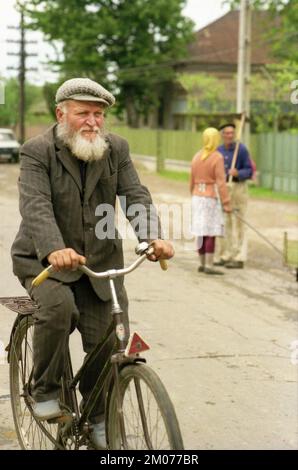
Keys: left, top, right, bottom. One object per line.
{"left": 0, "top": 78, "right": 19, "bottom": 126}
{"left": 0, "top": 78, "right": 45, "bottom": 127}
{"left": 24, "top": 0, "right": 195, "bottom": 126}
{"left": 250, "top": 63, "right": 298, "bottom": 132}
{"left": 43, "top": 81, "right": 62, "bottom": 118}
{"left": 226, "top": 0, "right": 298, "bottom": 62}
{"left": 178, "top": 73, "right": 231, "bottom": 114}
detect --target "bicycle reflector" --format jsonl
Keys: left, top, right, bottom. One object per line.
{"left": 125, "top": 332, "right": 150, "bottom": 357}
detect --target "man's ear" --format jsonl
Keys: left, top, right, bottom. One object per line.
{"left": 56, "top": 106, "right": 63, "bottom": 123}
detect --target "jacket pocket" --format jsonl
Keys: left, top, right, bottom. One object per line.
{"left": 99, "top": 172, "right": 117, "bottom": 186}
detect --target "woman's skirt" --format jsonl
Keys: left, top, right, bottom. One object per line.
{"left": 191, "top": 195, "right": 224, "bottom": 237}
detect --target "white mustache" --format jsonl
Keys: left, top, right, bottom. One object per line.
{"left": 80, "top": 127, "right": 100, "bottom": 133}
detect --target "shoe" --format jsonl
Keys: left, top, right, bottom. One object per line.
{"left": 197, "top": 266, "right": 205, "bottom": 272}
{"left": 225, "top": 261, "right": 244, "bottom": 269}
{"left": 32, "top": 399, "right": 63, "bottom": 421}
{"left": 90, "top": 421, "right": 106, "bottom": 450}
{"left": 213, "top": 259, "right": 226, "bottom": 266}
{"left": 204, "top": 267, "right": 224, "bottom": 275}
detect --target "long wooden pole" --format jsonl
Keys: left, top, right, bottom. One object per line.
{"left": 228, "top": 111, "right": 246, "bottom": 184}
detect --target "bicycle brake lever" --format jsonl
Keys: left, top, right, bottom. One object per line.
{"left": 135, "top": 242, "right": 168, "bottom": 271}
{"left": 135, "top": 242, "right": 151, "bottom": 255}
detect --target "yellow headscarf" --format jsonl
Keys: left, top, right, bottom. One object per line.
{"left": 200, "top": 127, "right": 221, "bottom": 161}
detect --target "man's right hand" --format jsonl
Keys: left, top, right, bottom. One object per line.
{"left": 47, "top": 248, "right": 86, "bottom": 272}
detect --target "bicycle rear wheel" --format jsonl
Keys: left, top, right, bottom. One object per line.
{"left": 9, "top": 315, "right": 64, "bottom": 450}
{"left": 108, "top": 363, "right": 184, "bottom": 450}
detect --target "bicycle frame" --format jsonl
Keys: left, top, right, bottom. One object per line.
{"left": 30, "top": 242, "right": 164, "bottom": 448}
{"left": 62, "top": 275, "right": 145, "bottom": 446}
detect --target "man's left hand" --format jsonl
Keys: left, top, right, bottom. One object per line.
{"left": 147, "top": 240, "right": 174, "bottom": 262}
{"left": 229, "top": 168, "right": 238, "bottom": 177}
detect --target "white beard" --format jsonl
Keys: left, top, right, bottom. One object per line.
{"left": 57, "top": 122, "right": 108, "bottom": 162}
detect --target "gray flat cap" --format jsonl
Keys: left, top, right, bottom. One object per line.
{"left": 55, "top": 78, "right": 115, "bottom": 107}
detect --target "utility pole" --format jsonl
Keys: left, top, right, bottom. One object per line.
{"left": 7, "top": 4, "right": 37, "bottom": 143}
{"left": 236, "top": 0, "right": 252, "bottom": 148}
{"left": 19, "top": 9, "right": 26, "bottom": 144}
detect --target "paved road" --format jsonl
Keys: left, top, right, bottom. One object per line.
{"left": 0, "top": 163, "right": 297, "bottom": 450}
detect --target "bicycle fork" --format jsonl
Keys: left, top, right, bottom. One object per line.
{"left": 109, "top": 277, "right": 130, "bottom": 449}
{"left": 109, "top": 277, "right": 153, "bottom": 450}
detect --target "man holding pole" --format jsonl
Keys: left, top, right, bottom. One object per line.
{"left": 215, "top": 122, "right": 252, "bottom": 269}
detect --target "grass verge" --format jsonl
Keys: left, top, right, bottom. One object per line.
{"left": 158, "top": 170, "right": 298, "bottom": 202}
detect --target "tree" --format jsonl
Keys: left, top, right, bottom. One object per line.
{"left": 249, "top": 63, "right": 298, "bottom": 132}
{"left": 226, "top": 0, "right": 298, "bottom": 62}
{"left": 226, "top": 1, "right": 298, "bottom": 131}
{"left": 0, "top": 78, "right": 44, "bottom": 127}
{"left": 24, "top": 0, "right": 194, "bottom": 127}
{"left": 178, "top": 73, "right": 232, "bottom": 114}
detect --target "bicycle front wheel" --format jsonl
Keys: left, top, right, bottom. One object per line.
{"left": 9, "top": 315, "right": 62, "bottom": 450}
{"left": 108, "top": 363, "right": 184, "bottom": 450}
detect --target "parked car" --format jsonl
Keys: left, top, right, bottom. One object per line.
{"left": 0, "top": 128, "right": 20, "bottom": 163}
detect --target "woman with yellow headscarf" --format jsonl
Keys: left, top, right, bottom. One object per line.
{"left": 190, "top": 127, "right": 231, "bottom": 274}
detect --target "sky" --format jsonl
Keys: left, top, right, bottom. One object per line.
{"left": 0, "top": 0, "right": 230, "bottom": 85}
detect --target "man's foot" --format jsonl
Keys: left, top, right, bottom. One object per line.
{"left": 32, "top": 399, "right": 63, "bottom": 421}
{"left": 90, "top": 421, "right": 106, "bottom": 450}
{"left": 225, "top": 261, "right": 244, "bottom": 269}
{"left": 197, "top": 266, "right": 205, "bottom": 272}
{"left": 213, "top": 259, "right": 226, "bottom": 266}
{"left": 204, "top": 267, "right": 224, "bottom": 275}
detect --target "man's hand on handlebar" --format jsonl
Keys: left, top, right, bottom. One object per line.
{"left": 33, "top": 242, "right": 171, "bottom": 288}
{"left": 147, "top": 240, "right": 174, "bottom": 262}
{"left": 47, "top": 248, "right": 86, "bottom": 272}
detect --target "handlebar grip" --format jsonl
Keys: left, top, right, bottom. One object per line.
{"left": 159, "top": 259, "right": 168, "bottom": 271}
{"left": 31, "top": 266, "right": 53, "bottom": 287}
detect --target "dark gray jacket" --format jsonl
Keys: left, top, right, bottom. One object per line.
{"left": 11, "top": 124, "right": 160, "bottom": 300}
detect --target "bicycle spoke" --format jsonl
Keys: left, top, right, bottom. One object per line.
{"left": 133, "top": 377, "right": 153, "bottom": 449}
{"left": 109, "top": 365, "right": 182, "bottom": 450}
{"left": 10, "top": 318, "right": 63, "bottom": 450}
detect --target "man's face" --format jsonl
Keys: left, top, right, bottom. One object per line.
{"left": 56, "top": 100, "right": 105, "bottom": 141}
{"left": 221, "top": 126, "right": 235, "bottom": 146}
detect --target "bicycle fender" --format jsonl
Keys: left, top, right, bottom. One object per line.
{"left": 6, "top": 313, "right": 32, "bottom": 363}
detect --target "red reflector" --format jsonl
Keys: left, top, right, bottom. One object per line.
{"left": 125, "top": 332, "right": 150, "bottom": 356}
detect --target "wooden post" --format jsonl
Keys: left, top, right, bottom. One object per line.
{"left": 156, "top": 129, "right": 164, "bottom": 173}
{"left": 283, "top": 231, "right": 288, "bottom": 266}
{"left": 237, "top": 0, "right": 251, "bottom": 148}
{"left": 228, "top": 112, "right": 246, "bottom": 184}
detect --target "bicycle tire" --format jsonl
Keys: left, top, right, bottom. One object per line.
{"left": 108, "top": 363, "right": 184, "bottom": 450}
{"left": 9, "top": 315, "right": 66, "bottom": 450}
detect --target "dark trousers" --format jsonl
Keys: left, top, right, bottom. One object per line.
{"left": 24, "top": 275, "right": 129, "bottom": 423}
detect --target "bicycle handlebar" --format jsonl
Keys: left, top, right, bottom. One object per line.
{"left": 32, "top": 242, "right": 168, "bottom": 288}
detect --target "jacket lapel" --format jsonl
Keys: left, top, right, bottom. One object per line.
{"left": 54, "top": 126, "right": 82, "bottom": 193}
{"left": 56, "top": 145, "right": 83, "bottom": 193}
{"left": 84, "top": 144, "right": 111, "bottom": 201}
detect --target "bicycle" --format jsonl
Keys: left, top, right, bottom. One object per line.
{"left": 1, "top": 242, "right": 184, "bottom": 450}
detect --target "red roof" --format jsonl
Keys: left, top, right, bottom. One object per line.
{"left": 188, "top": 10, "right": 277, "bottom": 66}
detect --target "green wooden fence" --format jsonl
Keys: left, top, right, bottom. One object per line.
{"left": 256, "top": 133, "right": 298, "bottom": 194}
{"left": 111, "top": 126, "right": 298, "bottom": 194}
{"left": 112, "top": 126, "right": 203, "bottom": 162}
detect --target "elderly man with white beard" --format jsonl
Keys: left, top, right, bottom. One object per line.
{"left": 11, "top": 78, "right": 173, "bottom": 449}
